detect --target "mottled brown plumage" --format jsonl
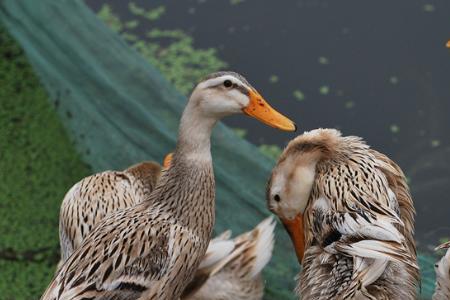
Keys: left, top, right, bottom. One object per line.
{"left": 59, "top": 161, "right": 162, "bottom": 264}
{"left": 433, "top": 241, "right": 450, "bottom": 300}
{"left": 58, "top": 161, "right": 274, "bottom": 299}
{"left": 46, "top": 156, "right": 215, "bottom": 300}
{"left": 267, "top": 129, "right": 418, "bottom": 299}
{"left": 42, "top": 71, "right": 295, "bottom": 300}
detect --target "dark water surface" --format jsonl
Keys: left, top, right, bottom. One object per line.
{"left": 87, "top": 0, "right": 450, "bottom": 248}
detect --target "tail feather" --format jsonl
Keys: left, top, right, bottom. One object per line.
{"left": 211, "top": 230, "right": 232, "bottom": 242}
{"left": 209, "top": 216, "right": 276, "bottom": 278}
{"left": 188, "top": 217, "right": 276, "bottom": 299}
{"left": 247, "top": 216, "right": 276, "bottom": 278}
{"left": 198, "top": 239, "right": 235, "bottom": 270}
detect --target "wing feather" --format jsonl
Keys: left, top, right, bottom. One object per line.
{"left": 43, "top": 206, "right": 187, "bottom": 300}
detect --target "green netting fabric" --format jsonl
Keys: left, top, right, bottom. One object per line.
{"left": 0, "top": 0, "right": 436, "bottom": 298}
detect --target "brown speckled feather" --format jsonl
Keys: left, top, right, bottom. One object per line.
{"left": 269, "top": 129, "right": 419, "bottom": 299}
{"left": 43, "top": 157, "right": 215, "bottom": 300}
{"left": 58, "top": 162, "right": 162, "bottom": 263}
{"left": 298, "top": 130, "right": 418, "bottom": 299}
{"left": 58, "top": 163, "right": 274, "bottom": 300}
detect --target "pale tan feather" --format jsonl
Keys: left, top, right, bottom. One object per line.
{"left": 184, "top": 217, "right": 275, "bottom": 300}
{"left": 58, "top": 161, "right": 162, "bottom": 265}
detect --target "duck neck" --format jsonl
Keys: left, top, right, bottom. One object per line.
{"left": 176, "top": 103, "right": 216, "bottom": 162}
{"left": 158, "top": 102, "right": 216, "bottom": 237}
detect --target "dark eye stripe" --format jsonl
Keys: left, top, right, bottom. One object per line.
{"left": 209, "top": 82, "right": 249, "bottom": 96}
{"left": 235, "top": 84, "right": 249, "bottom": 96}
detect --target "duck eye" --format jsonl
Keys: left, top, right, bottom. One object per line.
{"left": 223, "top": 80, "right": 233, "bottom": 88}
{"left": 274, "top": 194, "right": 281, "bottom": 202}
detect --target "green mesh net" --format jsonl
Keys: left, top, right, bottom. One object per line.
{"left": 0, "top": 0, "right": 436, "bottom": 298}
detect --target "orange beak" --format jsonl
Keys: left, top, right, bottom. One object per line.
{"left": 163, "top": 153, "right": 173, "bottom": 168}
{"left": 243, "top": 90, "right": 296, "bottom": 132}
{"left": 447, "top": 40, "right": 450, "bottom": 48}
{"left": 281, "top": 213, "right": 305, "bottom": 264}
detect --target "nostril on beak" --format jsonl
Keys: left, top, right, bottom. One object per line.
{"left": 274, "top": 194, "right": 281, "bottom": 202}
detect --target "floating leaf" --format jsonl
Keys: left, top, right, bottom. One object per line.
{"left": 319, "top": 85, "right": 330, "bottom": 95}
{"left": 129, "top": 3, "right": 165, "bottom": 21}
{"left": 293, "top": 90, "right": 305, "bottom": 101}
{"left": 122, "top": 33, "right": 138, "bottom": 42}
{"left": 318, "top": 56, "right": 329, "bottom": 65}
{"left": 390, "top": 124, "right": 400, "bottom": 133}
{"left": 230, "top": 0, "right": 245, "bottom": 5}
{"left": 423, "top": 4, "right": 435, "bottom": 12}
{"left": 431, "top": 139, "right": 441, "bottom": 147}
{"left": 269, "top": 75, "right": 279, "bottom": 83}
{"left": 125, "top": 20, "right": 139, "bottom": 29}
{"left": 97, "top": 4, "right": 123, "bottom": 32}
{"left": 389, "top": 76, "right": 399, "bottom": 85}
{"left": 344, "top": 101, "right": 354, "bottom": 109}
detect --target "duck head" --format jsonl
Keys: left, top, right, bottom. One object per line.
{"left": 267, "top": 149, "right": 318, "bottom": 264}
{"left": 189, "top": 71, "right": 296, "bottom": 131}
{"left": 267, "top": 129, "right": 342, "bottom": 263}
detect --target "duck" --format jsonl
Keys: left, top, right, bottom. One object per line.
{"left": 433, "top": 241, "right": 450, "bottom": 300}
{"left": 58, "top": 160, "right": 163, "bottom": 266}
{"left": 266, "top": 128, "right": 418, "bottom": 299}
{"left": 42, "top": 71, "right": 295, "bottom": 300}
{"left": 183, "top": 216, "right": 276, "bottom": 300}
{"left": 57, "top": 154, "right": 275, "bottom": 300}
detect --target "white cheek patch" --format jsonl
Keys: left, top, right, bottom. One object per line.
{"left": 270, "top": 160, "right": 316, "bottom": 220}
{"left": 289, "top": 164, "right": 316, "bottom": 213}
{"left": 228, "top": 89, "right": 248, "bottom": 109}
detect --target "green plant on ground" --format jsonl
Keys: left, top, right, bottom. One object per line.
{"left": 0, "top": 26, "right": 91, "bottom": 299}
{"left": 97, "top": 3, "right": 227, "bottom": 95}
{"left": 96, "top": 3, "right": 278, "bottom": 158}
{"left": 259, "top": 144, "right": 283, "bottom": 160}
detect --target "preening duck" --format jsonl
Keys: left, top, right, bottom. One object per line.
{"left": 433, "top": 241, "right": 450, "bottom": 300}
{"left": 183, "top": 217, "right": 276, "bottom": 300}
{"left": 266, "top": 128, "right": 418, "bottom": 299}
{"left": 42, "top": 71, "right": 295, "bottom": 300}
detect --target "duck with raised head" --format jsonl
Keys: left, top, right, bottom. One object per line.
{"left": 42, "top": 71, "right": 295, "bottom": 300}
{"left": 57, "top": 155, "right": 275, "bottom": 299}
{"left": 266, "top": 128, "right": 418, "bottom": 299}
{"left": 433, "top": 241, "right": 450, "bottom": 300}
